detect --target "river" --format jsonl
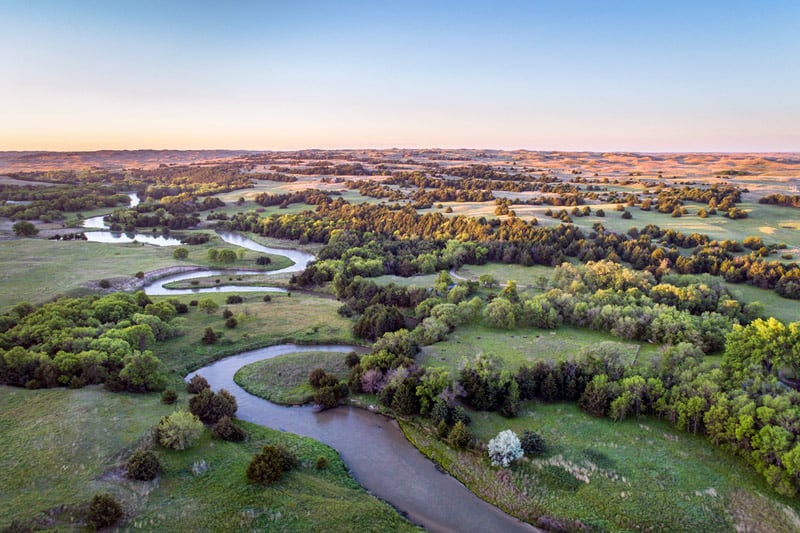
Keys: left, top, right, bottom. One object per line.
{"left": 190, "top": 345, "right": 538, "bottom": 533}
{"left": 97, "top": 200, "right": 539, "bottom": 531}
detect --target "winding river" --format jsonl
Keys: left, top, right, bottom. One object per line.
{"left": 90, "top": 201, "right": 538, "bottom": 531}
{"left": 143, "top": 232, "right": 311, "bottom": 296}
{"left": 190, "top": 345, "right": 538, "bottom": 533}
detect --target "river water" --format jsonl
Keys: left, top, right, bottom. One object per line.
{"left": 190, "top": 344, "right": 538, "bottom": 533}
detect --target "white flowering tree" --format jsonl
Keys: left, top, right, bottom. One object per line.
{"left": 487, "top": 429, "right": 523, "bottom": 467}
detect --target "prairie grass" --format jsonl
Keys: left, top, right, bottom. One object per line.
{"left": 402, "top": 402, "right": 800, "bottom": 532}
{"left": 235, "top": 350, "right": 352, "bottom": 404}
{"left": 0, "top": 386, "right": 415, "bottom": 531}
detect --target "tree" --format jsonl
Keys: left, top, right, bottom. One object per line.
{"left": 126, "top": 449, "right": 161, "bottom": 481}
{"left": 247, "top": 445, "right": 296, "bottom": 485}
{"left": 173, "top": 247, "right": 189, "bottom": 260}
{"left": 353, "top": 304, "right": 405, "bottom": 341}
{"left": 213, "top": 415, "right": 247, "bottom": 442}
{"left": 119, "top": 350, "right": 166, "bottom": 392}
{"left": 484, "top": 297, "right": 516, "bottom": 329}
{"left": 87, "top": 493, "right": 124, "bottom": 530}
{"left": 189, "top": 388, "right": 238, "bottom": 424}
{"left": 186, "top": 374, "right": 210, "bottom": 394}
{"left": 12, "top": 220, "right": 38, "bottom": 237}
{"left": 487, "top": 429, "right": 524, "bottom": 467}
{"left": 449, "top": 420, "right": 471, "bottom": 449}
{"left": 201, "top": 327, "right": 218, "bottom": 344}
{"left": 198, "top": 299, "right": 219, "bottom": 315}
{"left": 157, "top": 410, "right": 203, "bottom": 450}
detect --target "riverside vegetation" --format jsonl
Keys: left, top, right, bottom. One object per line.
{"left": 2, "top": 149, "right": 800, "bottom": 531}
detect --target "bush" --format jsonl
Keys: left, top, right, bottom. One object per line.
{"left": 256, "top": 256, "right": 271, "bottom": 265}
{"left": 262, "top": 294, "right": 272, "bottom": 303}
{"left": 201, "top": 327, "right": 218, "bottom": 344}
{"left": 246, "top": 445, "right": 295, "bottom": 485}
{"left": 308, "top": 368, "right": 328, "bottom": 388}
{"left": 157, "top": 410, "right": 203, "bottom": 450}
{"left": 487, "top": 429, "right": 524, "bottom": 467}
{"left": 315, "top": 456, "right": 328, "bottom": 470}
{"left": 449, "top": 420, "right": 471, "bottom": 449}
{"left": 225, "top": 317, "right": 238, "bottom": 329}
{"left": 173, "top": 247, "right": 189, "bottom": 260}
{"left": 98, "top": 279, "right": 111, "bottom": 289}
{"left": 135, "top": 271, "right": 145, "bottom": 279}
{"left": 87, "top": 492, "right": 124, "bottom": 530}
{"left": 125, "top": 449, "right": 161, "bottom": 481}
{"left": 226, "top": 295, "right": 244, "bottom": 304}
{"left": 520, "top": 430, "right": 547, "bottom": 455}
{"left": 189, "top": 388, "right": 238, "bottom": 424}
{"left": 186, "top": 374, "right": 210, "bottom": 394}
{"left": 222, "top": 308, "right": 233, "bottom": 319}
{"left": 213, "top": 415, "right": 247, "bottom": 442}
{"left": 313, "top": 386, "right": 339, "bottom": 410}
{"left": 345, "top": 351, "right": 361, "bottom": 368}
{"left": 12, "top": 220, "right": 38, "bottom": 237}
{"left": 161, "top": 388, "right": 178, "bottom": 404}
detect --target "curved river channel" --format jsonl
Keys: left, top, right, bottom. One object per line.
{"left": 90, "top": 211, "right": 538, "bottom": 531}
{"left": 189, "top": 345, "right": 537, "bottom": 533}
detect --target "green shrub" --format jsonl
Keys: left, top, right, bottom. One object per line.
{"left": 189, "top": 388, "right": 238, "bottom": 424}
{"left": 161, "top": 388, "right": 178, "bottom": 404}
{"left": 520, "top": 430, "right": 547, "bottom": 455}
{"left": 225, "top": 317, "right": 238, "bottom": 329}
{"left": 87, "top": 492, "right": 123, "bottom": 530}
{"left": 449, "top": 420, "right": 471, "bottom": 449}
{"left": 186, "top": 374, "right": 210, "bottom": 394}
{"left": 308, "top": 368, "right": 328, "bottom": 388}
{"left": 125, "top": 449, "right": 161, "bottom": 481}
{"left": 201, "top": 327, "right": 218, "bottom": 345}
{"left": 246, "top": 445, "right": 296, "bottom": 485}
{"left": 213, "top": 415, "right": 247, "bottom": 442}
{"left": 313, "top": 386, "right": 338, "bottom": 410}
{"left": 157, "top": 410, "right": 203, "bottom": 450}
{"left": 315, "top": 456, "right": 328, "bottom": 470}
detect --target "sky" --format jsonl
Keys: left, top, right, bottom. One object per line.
{"left": 0, "top": 1, "right": 798, "bottom": 152}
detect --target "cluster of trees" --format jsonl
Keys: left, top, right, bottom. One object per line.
{"left": 253, "top": 189, "right": 335, "bottom": 209}
{"left": 0, "top": 293, "right": 185, "bottom": 391}
{"left": 269, "top": 162, "right": 371, "bottom": 176}
{"left": 648, "top": 184, "right": 742, "bottom": 215}
{"left": 223, "top": 199, "right": 799, "bottom": 298}
{"left": 759, "top": 193, "right": 800, "bottom": 208}
{"left": 0, "top": 184, "right": 130, "bottom": 221}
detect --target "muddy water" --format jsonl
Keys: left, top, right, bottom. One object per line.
{"left": 189, "top": 344, "right": 538, "bottom": 533}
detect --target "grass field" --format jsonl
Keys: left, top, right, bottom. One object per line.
{"left": 420, "top": 323, "right": 657, "bottom": 374}
{"left": 402, "top": 402, "right": 800, "bottom": 532}
{"left": 0, "top": 386, "right": 415, "bottom": 532}
{"left": 0, "top": 386, "right": 174, "bottom": 529}
{"left": 154, "top": 292, "right": 359, "bottom": 376}
{"left": 235, "top": 350, "right": 353, "bottom": 405}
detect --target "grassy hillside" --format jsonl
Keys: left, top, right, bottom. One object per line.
{"left": 0, "top": 386, "right": 416, "bottom": 531}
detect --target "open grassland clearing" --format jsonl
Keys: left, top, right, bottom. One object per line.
{"left": 235, "top": 350, "right": 352, "bottom": 405}
{"left": 0, "top": 386, "right": 173, "bottom": 529}
{"left": 0, "top": 386, "right": 414, "bottom": 532}
{"left": 454, "top": 263, "right": 554, "bottom": 290}
{"left": 155, "top": 292, "right": 358, "bottom": 375}
{"left": 402, "top": 402, "right": 800, "bottom": 532}
{"left": 420, "top": 323, "right": 657, "bottom": 374}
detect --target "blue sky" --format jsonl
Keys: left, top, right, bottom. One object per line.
{"left": 1, "top": 1, "right": 798, "bottom": 151}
